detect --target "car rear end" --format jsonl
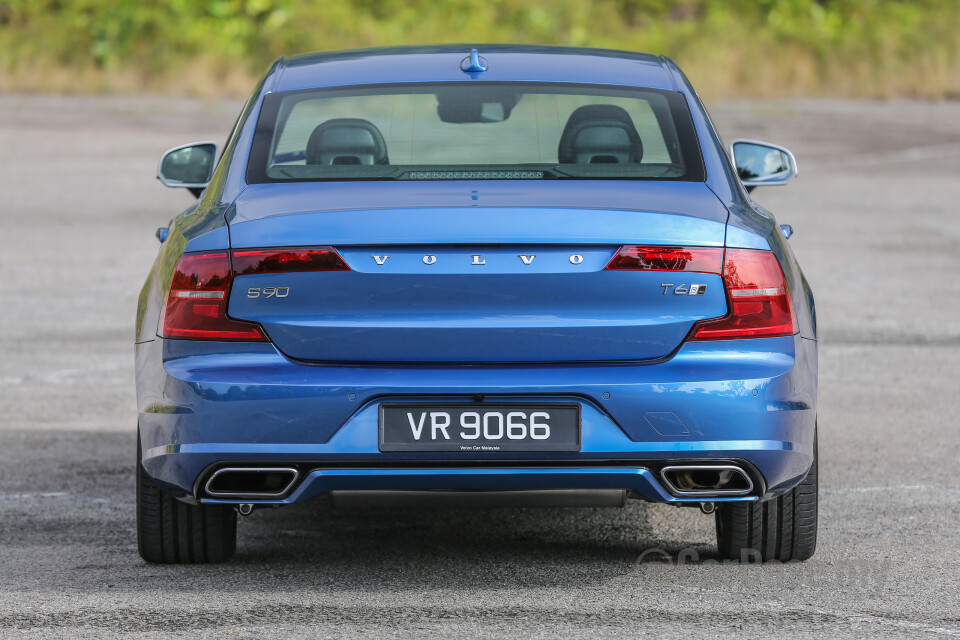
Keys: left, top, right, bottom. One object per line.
{"left": 135, "top": 53, "right": 817, "bottom": 563}
{"left": 138, "top": 190, "right": 815, "bottom": 501}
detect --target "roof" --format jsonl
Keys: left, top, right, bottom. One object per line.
{"left": 272, "top": 45, "right": 677, "bottom": 93}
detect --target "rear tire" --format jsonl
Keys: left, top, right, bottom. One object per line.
{"left": 715, "top": 433, "right": 818, "bottom": 562}
{"left": 137, "top": 440, "right": 237, "bottom": 564}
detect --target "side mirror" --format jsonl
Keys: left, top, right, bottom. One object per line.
{"left": 731, "top": 139, "right": 797, "bottom": 189}
{"left": 157, "top": 142, "right": 217, "bottom": 196}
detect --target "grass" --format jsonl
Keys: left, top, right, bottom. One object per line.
{"left": 1, "top": 0, "right": 959, "bottom": 99}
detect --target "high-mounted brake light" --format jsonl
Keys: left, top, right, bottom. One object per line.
{"left": 605, "top": 246, "right": 723, "bottom": 273}
{"left": 692, "top": 248, "right": 798, "bottom": 340}
{"left": 160, "top": 246, "right": 350, "bottom": 341}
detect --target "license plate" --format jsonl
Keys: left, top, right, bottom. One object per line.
{"left": 379, "top": 403, "right": 581, "bottom": 452}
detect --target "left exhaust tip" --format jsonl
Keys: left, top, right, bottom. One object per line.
{"left": 204, "top": 467, "right": 299, "bottom": 499}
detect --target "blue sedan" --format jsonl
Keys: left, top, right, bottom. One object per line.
{"left": 137, "top": 45, "right": 817, "bottom": 563}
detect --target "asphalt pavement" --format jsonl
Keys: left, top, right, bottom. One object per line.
{"left": 0, "top": 94, "right": 958, "bottom": 638}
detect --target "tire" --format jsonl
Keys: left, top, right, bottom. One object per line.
{"left": 715, "top": 432, "right": 818, "bottom": 562}
{"left": 137, "top": 439, "right": 237, "bottom": 564}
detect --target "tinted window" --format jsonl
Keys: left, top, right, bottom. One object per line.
{"left": 247, "top": 83, "right": 703, "bottom": 182}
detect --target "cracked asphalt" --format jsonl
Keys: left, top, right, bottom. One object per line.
{"left": 1, "top": 94, "right": 958, "bottom": 638}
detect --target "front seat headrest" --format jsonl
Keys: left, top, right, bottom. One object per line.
{"left": 558, "top": 105, "right": 643, "bottom": 164}
{"left": 306, "top": 118, "right": 389, "bottom": 166}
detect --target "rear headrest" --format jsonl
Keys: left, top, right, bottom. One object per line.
{"left": 306, "top": 118, "right": 389, "bottom": 166}
{"left": 558, "top": 105, "right": 643, "bottom": 164}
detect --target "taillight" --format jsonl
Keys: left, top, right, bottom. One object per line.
{"left": 692, "top": 248, "right": 798, "bottom": 340}
{"left": 605, "top": 246, "right": 723, "bottom": 273}
{"left": 232, "top": 247, "right": 349, "bottom": 275}
{"left": 161, "top": 251, "right": 266, "bottom": 341}
{"left": 160, "top": 246, "right": 350, "bottom": 341}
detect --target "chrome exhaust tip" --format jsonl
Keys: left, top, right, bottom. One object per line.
{"left": 660, "top": 465, "right": 753, "bottom": 497}
{"left": 204, "top": 467, "right": 299, "bottom": 499}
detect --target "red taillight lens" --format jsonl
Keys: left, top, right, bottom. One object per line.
{"left": 161, "top": 247, "right": 351, "bottom": 342}
{"left": 692, "top": 249, "right": 798, "bottom": 340}
{"left": 605, "top": 246, "right": 723, "bottom": 274}
{"left": 161, "top": 251, "right": 266, "bottom": 341}
{"left": 232, "top": 247, "right": 348, "bottom": 275}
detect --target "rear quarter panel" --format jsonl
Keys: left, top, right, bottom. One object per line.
{"left": 666, "top": 58, "right": 817, "bottom": 341}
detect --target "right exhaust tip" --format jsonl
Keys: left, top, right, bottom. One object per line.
{"left": 660, "top": 465, "right": 754, "bottom": 497}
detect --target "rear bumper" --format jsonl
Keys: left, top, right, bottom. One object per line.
{"left": 136, "top": 335, "right": 817, "bottom": 503}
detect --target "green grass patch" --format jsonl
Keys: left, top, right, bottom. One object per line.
{"left": 2, "top": 0, "right": 959, "bottom": 98}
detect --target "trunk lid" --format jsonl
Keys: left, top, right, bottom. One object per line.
{"left": 227, "top": 181, "right": 729, "bottom": 363}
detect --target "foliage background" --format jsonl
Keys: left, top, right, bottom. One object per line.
{"left": 1, "top": 0, "right": 959, "bottom": 98}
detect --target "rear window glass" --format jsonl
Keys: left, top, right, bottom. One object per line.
{"left": 247, "top": 83, "right": 703, "bottom": 182}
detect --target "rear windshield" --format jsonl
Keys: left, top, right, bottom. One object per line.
{"left": 247, "top": 83, "right": 704, "bottom": 182}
